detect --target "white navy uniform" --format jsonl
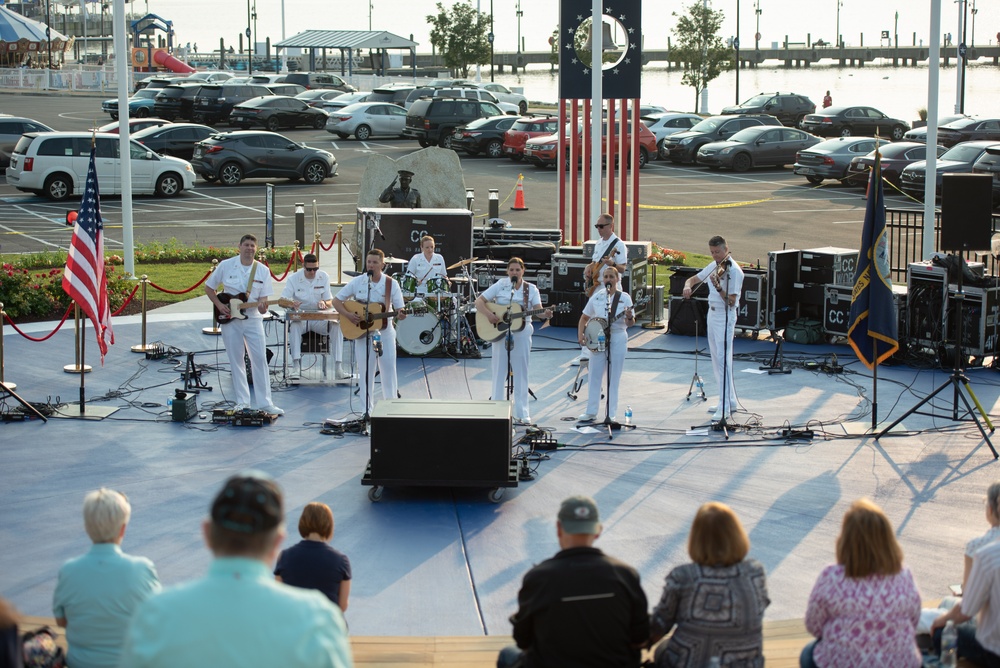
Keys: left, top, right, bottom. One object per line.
{"left": 481, "top": 277, "right": 541, "bottom": 422}
{"left": 336, "top": 273, "right": 405, "bottom": 412}
{"left": 579, "top": 236, "right": 628, "bottom": 361}
{"left": 209, "top": 256, "right": 275, "bottom": 409}
{"left": 281, "top": 268, "right": 343, "bottom": 364}
{"left": 406, "top": 252, "right": 447, "bottom": 296}
{"left": 583, "top": 288, "right": 633, "bottom": 420}
{"left": 695, "top": 257, "right": 745, "bottom": 416}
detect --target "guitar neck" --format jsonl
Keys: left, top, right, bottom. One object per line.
{"left": 236, "top": 297, "right": 281, "bottom": 311}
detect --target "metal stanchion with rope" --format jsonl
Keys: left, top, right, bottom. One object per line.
{"left": 0, "top": 301, "right": 14, "bottom": 392}
{"left": 63, "top": 305, "right": 93, "bottom": 374}
{"left": 130, "top": 275, "right": 157, "bottom": 353}
{"left": 203, "top": 259, "right": 222, "bottom": 336}
{"left": 642, "top": 263, "right": 666, "bottom": 330}
{"left": 0, "top": 301, "right": 47, "bottom": 421}
{"left": 336, "top": 225, "right": 344, "bottom": 282}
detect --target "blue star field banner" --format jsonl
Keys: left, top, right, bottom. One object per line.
{"left": 847, "top": 150, "right": 899, "bottom": 369}
{"left": 559, "top": 0, "right": 642, "bottom": 99}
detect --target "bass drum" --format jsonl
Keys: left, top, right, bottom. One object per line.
{"left": 395, "top": 313, "right": 441, "bottom": 355}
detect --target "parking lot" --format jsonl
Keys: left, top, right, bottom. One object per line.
{"left": 1, "top": 93, "right": 922, "bottom": 261}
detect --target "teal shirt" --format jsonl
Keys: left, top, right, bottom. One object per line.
{"left": 120, "top": 557, "right": 353, "bottom": 668}
{"left": 52, "top": 542, "right": 161, "bottom": 668}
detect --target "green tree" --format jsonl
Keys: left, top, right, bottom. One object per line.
{"left": 671, "top": 2, "right": 732, "bottom": 111}
{"left": 427, "top": 1, "right": 491, "bottom": 78}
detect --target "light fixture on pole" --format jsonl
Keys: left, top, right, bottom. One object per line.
{"left": 734, "top": 0, "right": 740, "bottom": 104}
{"left": 369, "top": 1, "right": 373, "bottom": 31}
{"left": 245, "top": 0, "right": 252, "bottom": 75}
{"left": 475, "top": 0, "right": 482, "bottom": 82}
{"left": 971, "top": 0, "right": 977, "bottom": 46}
{"left": 516, "top": 0, "right": 523, "bottom": 55}
{"left": 754, "top": 0, "right": 761, "bottom": 52}
{"left": 489, "top": 0, "right": 494, "bottom": 82}
{"left": 835, "top": 0, "right": 842, "bottom": 48}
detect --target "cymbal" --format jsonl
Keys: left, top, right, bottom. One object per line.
{"left": 383, "top": 256, "right": 407, "bottom": 264}
{"left": 472, "top": 259, "right": 506, "bottom": 266}
{"left": 446, "top": 257, "right": 479, "bottom": 270}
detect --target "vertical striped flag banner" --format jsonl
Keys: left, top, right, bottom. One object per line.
{"left": 62, "top": 147, "right": 114, "bottom": 363}
{"left": 847, "top": 148, "right": 899, "bottom": 368}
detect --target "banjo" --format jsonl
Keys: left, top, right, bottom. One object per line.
{"left": 583, "top": 296, "right": 649, "bottom": 351}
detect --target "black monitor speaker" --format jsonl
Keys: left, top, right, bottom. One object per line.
{"left": 941, "top": 174, "right": 993, "bottom": 252}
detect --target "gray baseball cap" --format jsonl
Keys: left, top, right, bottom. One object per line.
{"left": 558, "top": 495, "right": 601, "bottom": 535}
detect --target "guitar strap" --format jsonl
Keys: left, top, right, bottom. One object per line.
{"left": 599, "top": 236, "right": 619, "bottom": 262}
{"left": 383, "top": 275, "right": 392, "bottom": 316}
{"left": 245, "top": 261, "right": 258, "bottom": 297}
{"left": 609, "top": 291, "right": 622, "bottom": 331}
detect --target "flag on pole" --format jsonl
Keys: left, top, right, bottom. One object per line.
{"left": 62, "top": 147, "right": 114, "bottom": 362}
{"left": 847, "top": 147, "right": 898, "bottom": 368}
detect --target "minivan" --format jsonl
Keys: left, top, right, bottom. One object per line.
{"left": 5, "top": 132, "right": 196, "bottom": 200}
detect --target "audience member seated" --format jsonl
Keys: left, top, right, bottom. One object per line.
{"left": 52, "top": 488, "right": 161, "bottom": 668}
{"left": 0, "top": 596, "right": 20, "bottom": 668}
{"left": 497, "top": 495, "right": 649, "bottom": 668}
{"left": 119, "top": 471, "right": 353, "bottom": 667}
{"left": 275, "top": 502, "right": 352, "bottom": 611}
{"left": 964, "top": 482, "right": 1000, "bottom": 589}
{"left": 647, "top": 502, "right": 769, "bottom": 667}
{"left": 801, "top": 498, "right": 922, "bottom": 668}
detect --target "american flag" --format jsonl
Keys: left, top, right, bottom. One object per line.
{"left": 62, "top": 147, "right": 114, "bottom": 362}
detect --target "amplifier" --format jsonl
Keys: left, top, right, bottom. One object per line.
{"left": 551, "top": 252, "right": 591, "bottom": 292}
{"left": 171, "top": 390, "right": 198, "bottom": 422}
{"left": 736, "top": 270, "right": 767, "bottom": 332}
{"left": 623, "top": 260, "right": 648, "bottom": 317}
{"left": 824, "top": 284, "right": 908, "bottom": 337}
{"left": 799, "top": 247, "right": 859, "bottom": 285}
{"left": 582, "top": 240, "right": 651, "bottom": 262}
{"left": 667, "top": 297, "right": 708, "bottom": 336}
{"left": 907, "top": 263, "right": 949, "bottom": 346}
{"left": 768, "top": 250, "right": 800, "bottom": 331}
{"left": 947, "top": 286, "right": 1000, "bottom": 357}
{"left": 548, "top": 290, "right": 587, "bottom": 327}
{"left": 668, "top": 266, "right": 709, "bottom": 298}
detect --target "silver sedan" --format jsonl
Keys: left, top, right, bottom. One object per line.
{"left": 325, "top": 102, "right": 407, "bottom": 140}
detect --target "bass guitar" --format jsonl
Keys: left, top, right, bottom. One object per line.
{"left": 215, "top": 293, "right": 294, "bottom": 324}
{"left": 583, "top": 296, "right": 650, "bottom": 351}
{"left": 476, "top": 302, "right": 571, "bottom": 343}
{"left": 338, "top": 300, "right": 424, "bottom": 340}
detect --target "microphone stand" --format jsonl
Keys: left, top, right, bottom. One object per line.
{"left": 504, "top": 283, "right": 515, "bottom": 403}
{"left": 712, "top": 261, "right": 733, "bottom": 440}
{"left": 361, "top": 272, "right": 374, "bottom": 436}
{"left": 600, "top": 284, "right": 620, "bottom": 439}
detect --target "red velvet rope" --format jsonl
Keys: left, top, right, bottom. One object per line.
{"left": 148, "top": 270, "right": 212, "bottom": 295}
{"left": 319, "top": 231, "right": 338, "bottom": 252}
{"left": 266, "top": 255, "right": 297, "bottom": 282}
{"left": 3, "top": 304, "right": 74, "bottom": 341}
{"left": 110, "top": 284, "right": 140, "bottom": 316}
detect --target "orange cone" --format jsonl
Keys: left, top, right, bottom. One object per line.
{"left": 511, "top": 174, "right": 528, "bottom": 211}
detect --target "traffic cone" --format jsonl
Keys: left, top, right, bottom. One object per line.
{"left": 511, "top": 174, "right": 528, "bottom": 211}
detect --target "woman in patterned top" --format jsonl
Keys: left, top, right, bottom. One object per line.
{"left": 801, "top": 498, "right": 922, "bottom": 668}
{"left": 648, "top": 502, "right": 770, "bottom": 667}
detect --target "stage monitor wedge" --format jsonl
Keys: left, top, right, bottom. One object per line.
{"left": 941, "top": 174, "right": 993, "bottom": 252}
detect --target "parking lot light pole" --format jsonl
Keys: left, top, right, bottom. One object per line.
{"left": 755, "top": 0, "right": 761, "bottom": 51}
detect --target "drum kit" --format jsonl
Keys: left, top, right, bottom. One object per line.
{"left": 385, "top": 256, "right": 506, "bottom": 357}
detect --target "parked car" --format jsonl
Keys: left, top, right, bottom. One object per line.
{"left": 641, "top": 112, "right": 702, "bottom": 157}
{"left": 265, "top": 83, "right": 307, "bottom": 98}
{"left": 661, "top": 114, "right": 782, "bottom": 163}
{"left": 720, "top": 92, "right": 816, "bottom": 127}
{"left": 935, "top": 117, "right": 1000, "bottom": 148}
{"left": 847, "top": 142, "right": 948, "bottom": 189}
{"left": 132, "top": 123, "right": 217, "bottom": 161}
{"left": 366, "top": 84, "right": 416, "bottom": 107}
{"left": 324, "top": 102, "right": 406, "bottom": 140}
{"left": 502, "top": 114, "right": 559, "bottom": 161}
{"left": 296, "top": 89, "right": 349, "bottom": 107}
{"left": 229, "top": 96, "right": 328, "bottom": 131}
{"left": 403, "top": 85, "right": 517, "bottom": 114}
{"left": 248, "top": 74, "right": 286, "bottom": 85}
{"left": 5, "top": 131, "right": 196, "bottom": 200}
{"left": 900, "top": 140, "right": 1000, "bottom": 200}
{"left": 800, "top": 106, "right": 909, "bottom": 140}
{"left": 153, "top": 83, "right": 204, "bottom": 121}
{"left": 0, "top": 115, "right": 54, "bottom": 169}
{"left": 697, "top": 126, "right": 820, "bottom": 171}
{"left": 279, "top": 72, "right": 356, "bottom": 93}
{"left": 318, "top": 91, "right": 371, "bottom": 113}
{"left": 102, "top": 88, "right": 159, "bottom": 120}
{"left": 971, "top": 146, "right": 1000, "bottom": 207}
{"left": 190, "top": 130, "right": 337, "bottom": 185}
{"left": 466, "top": 82, "right": 529, "bottom": 115}
{"left": 450, "top": 115, "right": 518, "bottom": 157}
{"left": 902, "top": 114, "right": 970, "bottom": 142}
{"left": 134, "top": 75, "right": 199, "bottom": 94}
{"left": 523, "top": 121, "right": 657, "bottom": 169}
{"left": 192, "top": 83, "right": 273, "bottom": 124}
{"left": 403, "top": 97, "right": 505, "bottom": 148}
{"left": 188, "top": 71, "right": 235, "bottom": 83}
{"left": 792, "top": 136, "right": 891, "bottom": 185}
{"left": 92, "top": 118, "right": 172, "bottom": 134}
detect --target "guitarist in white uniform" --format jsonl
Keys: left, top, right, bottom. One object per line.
{"left": 576, "top": 268, "right": 634, "bottom": 423}
{"left": 573, "top": 213, "right": 627, "bottom": 366}
{"left": 331, "top": 249, "right": 407, "bottom": 413}
{"left": 475, "top": 258, "right": 553, "bottom": 425}
{"left": 205, "top": 233, "right": 283, "bottom": 415}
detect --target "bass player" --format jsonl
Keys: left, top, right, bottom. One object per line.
{"left": 576, "top": 267, "right": 634, "bottom": 423}
{"left": 572, "top": 213, "right": 627, "bottom": 366}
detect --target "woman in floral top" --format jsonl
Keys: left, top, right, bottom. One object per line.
{"left": 801, "top": 498, "right": 922, "bottom": 668}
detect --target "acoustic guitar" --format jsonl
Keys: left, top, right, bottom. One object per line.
{"left": 338, "top": 300, "right": 424, "bottom": 340}
{"left": 583, "top": 296, "right": 650, "bottom": 351}
{"left": 475, "top": 302, "right": 571, "bottom": 343}
{"left": 215, "top": 293, "right": 294, "bottom": 324}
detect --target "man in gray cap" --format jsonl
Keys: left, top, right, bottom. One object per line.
{"left": 378, "top": 169, "right": 422, "bottom": 208}
{"left": 498, "top": 495, "right": 649, "bottom": 668}
{"left": 119, "top": 471, "right": 354, "bottom": 667}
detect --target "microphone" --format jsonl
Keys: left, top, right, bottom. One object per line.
{"left": 366, "top": 270, "right": 373, "bottom": 277}
{"left": 605, "top": 282, "right": 614, "bottom": 293}
{"left": 375, "top": 224, "right": 386, "bottom": 241}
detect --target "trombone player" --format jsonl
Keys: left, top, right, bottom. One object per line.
{"left": 682, "top": 236, "right": 744, "bottom": 421}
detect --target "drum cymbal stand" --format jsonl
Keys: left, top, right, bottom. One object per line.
{"left": 685, "top": 298, "right": 707, "bottom": 402}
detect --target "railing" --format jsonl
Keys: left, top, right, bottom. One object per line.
{"left": 886, "top": 207, "right": 1000, "bottom": 280}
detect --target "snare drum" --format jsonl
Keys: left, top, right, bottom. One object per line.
{"left": 393, "top": 272, "right": 418, "bottom": 299}
{"left": 396, "top": 312, "right": 442, "bottom": 355}
{"left": 426, "top": 276, "right": 449, "bottom": 294}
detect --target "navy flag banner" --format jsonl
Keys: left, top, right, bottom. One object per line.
{"left": 559, "top": 0, "right": 642, "bottom": 99}
{"left": 847, "top": 148, "right": 899, "bottom": 368}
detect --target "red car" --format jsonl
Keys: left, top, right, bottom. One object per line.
{"left": 524, "top": 121, "right": 658, "bottom": 169}
{"left": 502, "top": 115, "right": 559, "bottom": 162}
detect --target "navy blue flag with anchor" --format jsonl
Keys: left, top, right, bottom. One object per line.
{"left": 847, "top": 148, "right": 899, "bottom": 368}
{"left": 559, "top": 0, "right": 642, "bottom": 99}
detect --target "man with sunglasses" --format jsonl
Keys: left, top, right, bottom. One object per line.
{"left": 572, "top": 214, "right": 627, "bottom": 366}
{"left": 282, "top": 254, "right": 348, "bottom": 380}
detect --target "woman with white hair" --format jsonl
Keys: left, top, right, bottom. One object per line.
{"left": 53, "top": 488, "right": 161, "bottom": 668}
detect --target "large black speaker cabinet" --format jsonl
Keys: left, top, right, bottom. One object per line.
{"left": 356, "top": 208, "right": 474, "bottom": 270}
{"left": 368, "top": 400, "right": 514, "bottom": 488}
{"left": 941, "top": 174, "right": 993, "bottom": 252}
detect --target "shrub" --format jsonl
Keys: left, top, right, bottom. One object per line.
{"left": 648, "top": 242, "right": 686, "bottom": 266}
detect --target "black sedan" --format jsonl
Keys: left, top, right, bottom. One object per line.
{"left": 695, "top": 126, "right": 820, "bottom": 172}
{"left": 899, "top": 140, "right": 1000, "bottom": 200}
{"left": 229, "top": 96, "right": 328, "bottom": 131}
{"left": 190, "top": 131, "right": 337, "bottom": 186}
{"left": 295, "top": 89, "right": 347, "bottom": 108}
{"left": 800, "top": 106, "right": 909, "bottom": 141}
{"left": 846, "top": 142, "right": 947, "bottom": 189}
{"left": 132, "top": 123, "right": 217, "bottom": 161}
{"left": 936, "top": 117, "right": 1000, "bottom": 148}
{"left": 902, "top": 114, "right": 969, "bottom": 142}
{"left": 450, "top": 115, "right": 518, "bottom": 157}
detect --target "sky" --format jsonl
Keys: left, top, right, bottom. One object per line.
{"left": 117, "top": 0, "right": 998, "bottom": 56}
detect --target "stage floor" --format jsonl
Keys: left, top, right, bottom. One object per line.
{"left": 3, "top": 299, "right": 999, "bottom": 637}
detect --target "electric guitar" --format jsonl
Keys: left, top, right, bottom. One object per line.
{"left": 583, "top": 296, "right": 650, "bottom": 351}
{"left": 215, "top": 293, "right": 294, "bottom": 324}
{"left": 475, "top": 302, "right": 571, "bottom": 342}
{"left": 338, "top": 300, "right": 425, "bottom": 340}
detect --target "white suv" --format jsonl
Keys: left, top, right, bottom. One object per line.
{"left": 467, "top": 83, "right": 528, "bottom": 115}
{"left": 5, "top": 132, "right": 196, "bottom": 200}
